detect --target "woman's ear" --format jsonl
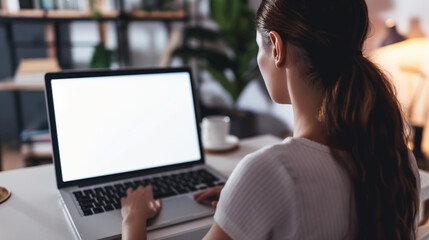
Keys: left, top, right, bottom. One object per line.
{"left": 269, "top": 31, "right": 286, "bottom": 68}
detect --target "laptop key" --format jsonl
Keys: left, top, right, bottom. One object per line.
{"left": 112, "top": 194, "right": 120, "bottom": 201}
{"left": 113, "top": 203, "right": 121, "bottom": 209}
{"left": 153, "top": 185, "right": 161, "bottom": 192}
{"left": 104, "top": 205, "right": 114, "bottom": 211}
{"left": 124, "top": 182, "right": 136, "bottom": 190}
{"left": 78, "top": 195, "right": 92, "bottom": 201}
{"left": 141, "top": 179, "right": 151, "bottom": 186}
{"left": 81, "top": 205, "right": 92, "bottom": 211}
{"left": 93, "top": 207, "right": 104, "bottom": 214}
{"left": 80, "top": 202, "right": 93, "bottom": 208}
{"left": 94, "top": 196, "right": 104, "bottom": 204}
{"left": 73, "top": 191, "right": 83, "bottom": 198}
{"left": 94, "top": 188, "right": 105, "bottom": 197}
{"left": 84, "top": 189, "right": 95, "bottom": 196}
{"left": 198, "top": 170, "right": 219, "bottom": 181}
{"left": 83, "top": 209, "right": 93, "bottom": 216}
{"left": 134, "top": 180, "right": 143, "bottom": 187}
{"left": 114, "top": 184, "right": 125, "bottom": 193}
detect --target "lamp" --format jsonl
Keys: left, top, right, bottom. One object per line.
{"left": 381, "top": 19, "right": 406, "bottom": 47}
{"left": 372, "top": 20, "right": 429, "bottom": 169}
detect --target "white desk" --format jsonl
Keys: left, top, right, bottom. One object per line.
{"left": 2, "top": 134, "right": 429, "bottom": 240}
{"left": 0, "top": 135, "right": 281, "bottom": 240}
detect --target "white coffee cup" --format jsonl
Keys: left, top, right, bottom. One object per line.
{"left": 201, "top": 116, "right": 231, "bottom": 147}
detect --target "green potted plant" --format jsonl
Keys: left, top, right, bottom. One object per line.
{"left": 172, "top": 0, "right": 260, "bottom": 103}
{"left": 172, "top": 0, "right": 260, "bottom": 137}
{"left": 90, "top": 44, "right": 113, "bottom": 69}
{"left": 89, "top": 21, "right": 114, "bottom": 69}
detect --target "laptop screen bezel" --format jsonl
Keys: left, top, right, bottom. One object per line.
{"left": 45, "top": 67, "right": 206, "bottom": 189}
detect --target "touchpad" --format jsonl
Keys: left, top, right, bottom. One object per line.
{"left": 161, "top": 226, "right": 211, "bottom": 240}
{"left": 148, "top": 196, "right": 214, "bottom": 230}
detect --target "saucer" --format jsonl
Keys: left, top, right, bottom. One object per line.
{"left": 203, "top": 135, "right": 239, "bottom": 152}
{"left": 0, "top": 186, "right": 11, "bottom": 204}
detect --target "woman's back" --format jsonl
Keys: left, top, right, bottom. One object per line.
{"left": 216, "top": 136, "right": 419, "bottom": 239}
{"left": 215, "top": 137, "right": 357, "bottom": 239}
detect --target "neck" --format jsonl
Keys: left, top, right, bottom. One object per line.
{"left": 287, "top": 70, "right": 328, "bottom": 145}
{"left": 292, "top": 108, "right": 327, "bottom": 145}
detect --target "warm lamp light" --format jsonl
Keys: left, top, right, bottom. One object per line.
{"left": 372, "top": 38, "right": 429, "bottom": 168}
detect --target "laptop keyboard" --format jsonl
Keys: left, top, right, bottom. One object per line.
{"left": 72, "top": 169, "right": 224, "bottom": 216}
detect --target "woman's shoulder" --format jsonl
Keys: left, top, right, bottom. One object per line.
{"left": 236, "top": 136, "right": 346, "bottom": 186}
{"left": 227, "top": 138, "right": 303, "bottom": 183}
{"left": 241, "top": 136, "right": 333, "bottom": 167}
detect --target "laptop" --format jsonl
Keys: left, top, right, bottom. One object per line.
{"left": 44, "top": 68, "right": 227, "bottom": 240}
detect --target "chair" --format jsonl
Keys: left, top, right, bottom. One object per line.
{"left": 417, "top": 170, "right": 429, "bottom": 239}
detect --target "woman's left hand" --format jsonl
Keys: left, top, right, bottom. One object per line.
{"left": 121, "top": 186, "right": 162, "bottom": 240}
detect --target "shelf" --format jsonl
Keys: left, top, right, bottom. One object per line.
{"left": 127, "top": 10, "right": 186, "bottom": 19}
{"left": 0, "top": 9, "right": 44, "bottom": 18}
{"left": 46, "top": 10, "right": 119, "bottom": 19}
{"left": 0, "top": 9, "right": 187, "bottom": 22}
{"left": 0, "top": 78, "right": 44, "bottom": 91}
{"left": 46, "top": 10, "right": 91, "bottom": 18}
{"left": 1, "top": 4, "right": 190, "bottom": 78}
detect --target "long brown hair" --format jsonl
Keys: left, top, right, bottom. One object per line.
{"left": 256, "top": 0, "right": 419, "bottom": 239}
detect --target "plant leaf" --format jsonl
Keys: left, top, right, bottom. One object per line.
{"left": 90, "top": 44, "right": 112, "bottom": 69}
{"left": 210, "top": 0, "right": 240, "bottom": 32}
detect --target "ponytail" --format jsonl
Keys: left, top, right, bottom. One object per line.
{"left": 320, "top": 55, "right": 418, "bottom": 239}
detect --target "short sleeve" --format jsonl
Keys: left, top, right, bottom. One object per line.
{"left": 214, "top": 150, "right": 299, "bottom": 239}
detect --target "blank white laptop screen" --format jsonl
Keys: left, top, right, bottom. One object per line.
{"left": 51, "top": 72, "right": 202, "bottom": 182}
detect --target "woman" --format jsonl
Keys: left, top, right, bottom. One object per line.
{"left": 121, "top": 0, "right": 420, "bottom": 239}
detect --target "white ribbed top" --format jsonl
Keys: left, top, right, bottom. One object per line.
{"left": 215, "top": 137, "right": 357, "bottom": 239}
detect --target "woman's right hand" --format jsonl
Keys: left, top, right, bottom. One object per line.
{"left": 193, "top": 185, "right": 224, "bottom": 209}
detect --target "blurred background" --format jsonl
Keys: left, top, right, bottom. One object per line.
{"left": 0, "top": 0, "right": 428, "bottom": 170}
